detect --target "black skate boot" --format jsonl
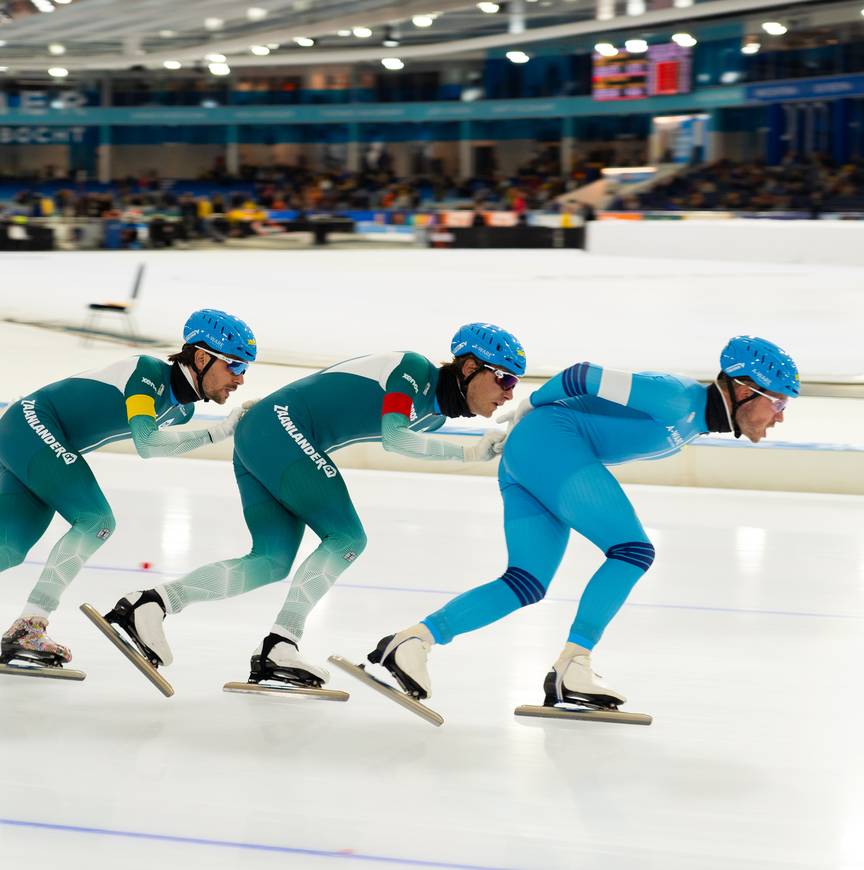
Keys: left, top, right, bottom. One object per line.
{"left": 249, "top": 633, "right": 329, "bottom": 688}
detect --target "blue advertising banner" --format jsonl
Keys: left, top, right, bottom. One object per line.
{"left": 745, "top": 74, "right": 864, "bottom": 103}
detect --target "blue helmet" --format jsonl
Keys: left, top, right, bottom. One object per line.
{"left": 183, "top": 309, "right": 257, "bottom": 365}
{"left": 720, "top": 336, "right": 799, "bottom": 398}
{"left": 451, "top": 322, "right": 526, "bottom": 376}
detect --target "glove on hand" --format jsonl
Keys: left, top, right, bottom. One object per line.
{"left": 496, "top": 398, "right": 534, "bottom": 433}
{"left": 207, "top": 406, "right": 247, "bottom": 443}
{"left": 463, "top": 430, "right": 507, "bottom": 463}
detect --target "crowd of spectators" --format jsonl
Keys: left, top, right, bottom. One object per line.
{"left": 612, "top": 155, "right": 864, "bottom": 215}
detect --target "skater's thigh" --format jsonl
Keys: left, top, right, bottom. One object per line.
{"left": 25, "top": 449, "right": 111, "bottom": 527}
{"left": 0, "top": 464, "right": 54, "bottom": 560}
{"left": 501, "top": 480, "right": 569, "bottom": 587}
{"left": 233, "top": 451, "right": 304, "bottom": 562}
{"left": 555, "top": 462, "right": 647, "bottom": 551}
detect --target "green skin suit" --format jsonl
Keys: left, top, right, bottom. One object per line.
{"left": 158, "top": 351, "right": 465, "bottom": 643}
{"left": 0, "top": 356, "right": 209, "bottom": 616}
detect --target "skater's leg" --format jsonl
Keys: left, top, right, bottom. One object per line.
{"left": 158, "top": 452, "right": 304, "bottom": 613}
{"left": 271, "top": 458, "right": 366, "bottom": 643}
{"left": 0, "top": 465, "right": 53, "bottom": 574}
{"left": 422, "top": 474, "right": 569, "bottom": 645}
{"left": 552, "top": 462, "right": 654, "bottom": 650}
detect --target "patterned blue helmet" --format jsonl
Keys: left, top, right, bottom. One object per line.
{"left": 183, "top": 309, "right": 257, "bottom": 365}
{"left": 451, "top": 323, "right": 526, "bottom": 376}
{"left": 720, "top": 336, "right": 799, "bottom": 397}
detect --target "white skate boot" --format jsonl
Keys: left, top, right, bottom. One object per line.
{"left": 249, "top": 633, "right": 330, "bottom": 688}
{"left": 80, "top": 589, "right": 175, "bottom": 696}
{"left": 546, "top": 644, "right": 627, "bottom": 709}
{"left": 367, "top": 625, "right": 433, "bottom": 700}
{"left": 328, "top": 624, "right": 443, "bottom": 726}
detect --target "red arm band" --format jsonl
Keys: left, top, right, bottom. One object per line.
{"left": 382, "top": 392, "right": 413, "bottom": 418}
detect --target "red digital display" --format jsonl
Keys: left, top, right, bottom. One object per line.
{"left": 593, "top": 42, "right": 692, "bottom": 101}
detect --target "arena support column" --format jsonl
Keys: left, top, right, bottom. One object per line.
{"left": 459, "top": 120, "right": 474, "bottom": 180}
{"left": 97, "top": 125, "right": 112, "bottom": 183}
{"left": 346, "top": 123, "right": 360, "bottom": 172}
{"left": 561, "top": 117, "right": 574, "bottom": 175}
{"left": 226, "top": 124, "right": 239, "bottom": 175}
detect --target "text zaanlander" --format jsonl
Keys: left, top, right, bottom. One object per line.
{"left": 273, "top": 405, "right": 337, "bottom": 478}
{"left": 20, "top": 400, "right": 77, "bottom": 465}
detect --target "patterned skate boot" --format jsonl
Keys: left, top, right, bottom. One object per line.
{"left": 0, "top": 617, "right": 85, "bottom": 681}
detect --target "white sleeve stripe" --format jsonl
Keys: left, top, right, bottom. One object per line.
{"left": 597, "top": 369, "right": 633, "bottom": 405}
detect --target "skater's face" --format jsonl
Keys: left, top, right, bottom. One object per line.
{"left": 195, "top": 348, "right": 245, "bottom": 404}
{"left": 732, "top": 380, "right": 787, "bottom": 442}
{"left": 462, "top": 359, "right": 516, "bottom": 418}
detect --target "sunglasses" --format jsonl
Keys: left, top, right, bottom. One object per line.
{"left": 483, "top": 364, "right": 519, "bottom": 391}
{"left": 207, "top": 349, "right": 249, "bottom": 375}
{"left": 734, "top": 379, "right": 788, "bottom": 413}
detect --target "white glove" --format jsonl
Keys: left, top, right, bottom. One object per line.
{"left": 241, "top": 398, "right": 260, "bottom": 411}
{"left": 496, "top": 398, "right": 534, "bottom": 433}
{"left": 463, "top": 430, "right": 507, "bottom": 463}
{"left": 207, "top": 406, "right": 247, "bottom": 443}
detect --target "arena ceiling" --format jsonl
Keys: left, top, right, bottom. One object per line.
{"left": 0, "top": 0, "right": 839, "bottom": 74}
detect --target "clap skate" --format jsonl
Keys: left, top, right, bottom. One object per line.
{"left": 80, "top": 590, "right": 174, "bottom": 697}
{"left": 515, "top": 652, "right": 651, "bottom": 726}
{"left": 224, "top": 633, "right": 348, "bottom": 702}
{"left": 330, "top": 628, "right": 443, "bottom": 727}
{"left": 0, "top": 617, "right": 86, "bottom": 682}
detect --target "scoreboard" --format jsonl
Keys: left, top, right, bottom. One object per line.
{"left": 592, "top": 43, "right": 692, "bottom": 101}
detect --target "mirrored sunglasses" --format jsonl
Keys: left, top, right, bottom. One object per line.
{"left": 207, "top": 349, "right": 249, "bottom": 375}
{"left": 483, "top": 364, "right": 519, "bottom": 391}
{"left": 735, "top": 379, "right": 788, "bottom": 413}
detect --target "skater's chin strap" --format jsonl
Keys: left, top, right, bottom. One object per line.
{"left": 435, "top": 359, "right": 475, "bottom": 419}
{"left": 709, "top": 375, "right": 759, "bottom": 439}
{"left": 170, "top": 362, "right": 201, "bottom": 405}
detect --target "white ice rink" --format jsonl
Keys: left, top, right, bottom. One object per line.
{"left": 1, "top": 456, "right": 863, "bottom": 870}
{"left": 1, "top": 246, "right": 863, "bottom": 869}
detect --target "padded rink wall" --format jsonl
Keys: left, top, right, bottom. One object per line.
{"left": 588, "top": 217, "right": 864, "bottom": 267}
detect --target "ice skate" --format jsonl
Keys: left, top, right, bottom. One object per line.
{"left": 224, "top": 633, "right": 348, "bottom": 701}
{"left": 80, "top": 589, "right": 174, "bottom": 697}
{"left": 515, "top": 648, "right": 651, "bottom": 726}
{"left": 329, "top": 626, "right": 443, "bottom": 727}
{"left": 0, "top": 617, "right": 85, "bottom": 681}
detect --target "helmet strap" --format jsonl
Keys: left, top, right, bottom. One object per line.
{"left": 192, "top": 347, "right": 217, "bottom": 403}
{"left": 717, "top": 374, "right": 758, "bottom": 439}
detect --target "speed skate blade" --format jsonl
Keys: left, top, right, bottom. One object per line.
{"left": 223, "top": 681, "right": 349, "bottom": 701}
{"left": 79, "top": 603, "right": 174, "bottom": 698}
{"left": 0, "top": 661, "right": 86, "bottom": 681}
{"left": 328, "top": 655, "right": 443, "bottom": 727}
{"left": 515, "top": 704, "right": 652, "bottom": 726}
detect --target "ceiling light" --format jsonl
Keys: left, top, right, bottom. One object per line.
{"left": 741, "top": 42, "right": 760, "bottom": 55}
{"left": 31, "top": 0, "right": 55, "bottom": 12}
{"left": 0, "top": 40, "right": 5, "bottom": 47}
{"left": 159, "top": 30, "right": 176, "bottom": 38}
{"left": 163, "top": 60, "right": 182, "bottom": 69}
{"left": 246, "top": 6, "right": 268, "bottom": 20}
{"left": 250, "top": 45, "right": 270, "bottom": 55}
{"left": 353, "top": 26, "right": 372, "bottom": 37}
{"left": 671, "top": 32, "right": 697, "bottom": 47}
{"left": 381, "top": 57, "right": 404, "bottom": 70}
{"left": 625, "top": 38, "right": 648, "bottom": 52}
{"left": 48, "top": 66, "right": 68, "bottom": 77}
{"left": 761, "top": 21, "right": 787, "bottom": 35}
{"left": 337, "top": 29, "right": 352, "bottom": 36}
{"left": 204, "top": 17, "right": 224, "bottom": 30}
{"left": 54, "top": 0, "right": 71, "bottom": 4}
{"left": 293, "top": 37, "right": 314, "bottom": 47}
{"left": 505, "top": 50, "right": 529, "bottom": 63}
{"left": 673, "top": 0, "right": 693, "bottom": 6}
{"left": 205, "top": 53, "right": 226, "bottom": 62}
{"left": 412, "top": 14, "right": 434, "bottom": 27}
{"left": 48, "top": 42, "right": 65, "bottom": 54}
{"left": 266, "top": 43, "right": 280, "bottom": 49}
{"left": 0, "top": 67, "right": 8, "bottom": 73}
{"left": 477, "top": 2, "right": 500, "bottom": 12}
{"left": 383, "top": 37, "right": 400, "bottom": 47}
{"left": 594, "top": 42, "right": 618, "bottom": 57}
{"left": 208, "top": 62, "right": 231, "bottom": 76}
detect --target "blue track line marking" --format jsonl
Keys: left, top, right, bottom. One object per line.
{"left": 0, "top": 818, "right": 516, "bottom": 869}
{"left": 21, "top": 560, "right": 862, "bottom": 621}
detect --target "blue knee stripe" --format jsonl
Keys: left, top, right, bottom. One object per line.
{"left": 562, "top": 362, "right": 589, "bottom": 397}
{"left": 501, "top": 566, "right": 546, "bottom": 606}
{"left": 606, "top": 541, "right": 655, "bottom": 571}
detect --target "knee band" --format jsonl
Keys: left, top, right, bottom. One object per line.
{"left": 562, "top": 362, "right": 590, "bottom": 397}
{"left": 606, "top": 541, "right": 655, "bottom": 571}
{"left": 501, "top": 566, "right": 546, "bottom": 606}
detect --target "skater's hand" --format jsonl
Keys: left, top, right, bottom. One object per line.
{"left": 241, "top": 398, "right": 260, "bottom": 411}
{"left": 463, "top": 430, "right": 506, "bottom": 463}
{"left": 207, "top": 406, "right": 246, "bottom": 443}
{"left": 496, "top": 398, "right": 533, "bottom": 433}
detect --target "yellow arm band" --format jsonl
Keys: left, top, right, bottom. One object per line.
{"left": 126, "top": 394, "right": 157, "bottom": 421}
